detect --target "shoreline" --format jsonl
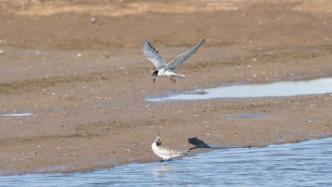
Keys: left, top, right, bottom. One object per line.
{"left": 2, "top": 135, "right": 332, "bottom": 176}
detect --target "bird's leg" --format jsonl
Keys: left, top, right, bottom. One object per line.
{"left": 173, "top": 76, "right": 176, "bottom": 84}
{"left": 153, "top": 78, "right": 156, "bottom": 84}
{"left": 170, "top": 75, "right": 176, "bottom": 84}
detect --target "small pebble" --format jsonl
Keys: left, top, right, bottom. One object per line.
{"left": 90, "top": 17, "right": 97, "bottom": 24}
{"left": 76, "top": 53, "right": 82, "bottom": 58}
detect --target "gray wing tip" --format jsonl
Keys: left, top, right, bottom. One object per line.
{"left": 142, "top": 39, "right": 149, "bottom": 48}
{"left": 143, "top": 40, "right": 160, "bottom": 55}
{"left": 198, "top": 38, "right": 206, "bottom": 46}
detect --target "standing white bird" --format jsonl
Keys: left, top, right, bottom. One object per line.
{"left": 151, "top": 136, "right": 187, "bottom": 161}
{"left": 143, "top": 38, "right": 205, "bottom": 83}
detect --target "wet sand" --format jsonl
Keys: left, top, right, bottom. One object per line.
{"left": 0, "top": 0, "right": 332, "bottom": 175}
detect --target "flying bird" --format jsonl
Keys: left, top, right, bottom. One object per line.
{"left": 151, "top": 136, "right": 187, "bottom": 161}
{"left": 143, "top": 38, "right": 205, "bottom": 83}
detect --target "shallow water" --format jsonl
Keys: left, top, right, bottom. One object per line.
{"left": 0, "top": 112, "right": 32, "bottom": 117}
{"left": 146, "top": 78, "right": 332, "bottom": 101}
{"left": 224, "top": 113, "right": 270, "bottom": 120}
{"left": 1, "top": 138, "right": 332, "bottom": 186}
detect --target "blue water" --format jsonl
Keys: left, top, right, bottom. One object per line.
{"left": 1, "top": 138, "right": 332, "bottom": 186}
{"left": 224, "top": 113, "right": 270, "bottom": 120}
{"left": 146, "top": 78, "right": 332, "bottom": 101}
{"left": 0, "top": 112, "right": 32, "bottom": 117}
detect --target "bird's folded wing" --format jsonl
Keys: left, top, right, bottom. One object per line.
{"left": 166, "top": 38, "right": 205, "bottom": 70}
{"left": 142, "top": 40, "right": 166, "bottom": 70}
{"left": 159, "top": 147, "right": 182, "bottom": 157}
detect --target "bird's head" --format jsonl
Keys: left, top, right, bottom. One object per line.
{"left": 154, "top": 136, "right": 162, "bottom": 146}
{"left": 151, "top": 70, "right": 158, "bottom": 83}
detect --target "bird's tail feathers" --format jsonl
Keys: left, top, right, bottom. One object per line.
{"left": 175, "top": 74, "right": 186, "bottom": 79}
{"left": 180, "top": 150, "right": 190, "bottom": 156}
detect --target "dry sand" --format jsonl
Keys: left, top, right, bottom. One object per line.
{"left": 0, "top": 0, "right": 332, "bottom": 174}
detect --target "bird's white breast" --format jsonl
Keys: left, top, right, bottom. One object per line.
{"left": 158, "top": 69, "right": 177, "bottom": 77}
{"left": 151, "top": 143, "right": 165, "bottom": 159}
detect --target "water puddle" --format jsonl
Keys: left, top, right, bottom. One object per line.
{"left": 0, "top": 112, "right": 33, "bottom": 117}
{"left": 224, "top": 113, "right": 270, "bottom": 120}
{"left": 146, "top": 78, "right": 332, "bottom": 102}
{"left": 0, "top": 138, "right": 331, "bottom": 186}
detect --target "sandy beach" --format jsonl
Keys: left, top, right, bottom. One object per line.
{"left": 0, "top": 0, "right": 332, "bottom": 175}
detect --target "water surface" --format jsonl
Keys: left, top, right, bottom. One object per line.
{"left": 146, "top": 78, "right": 332, "bottom": 101}
{"left": 0, "top": 112, "right": 32, "bottom": 117}
{"left": 224, "top": 113, "right": 270, "bottom": 120}
{"left": 1, "top": 138, "right": 331, "bottom": 186}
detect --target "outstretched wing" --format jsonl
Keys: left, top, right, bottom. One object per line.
{"left": 166, "top": 38, "right": 205, "bottom": 70}
{"left": 142, "top": 40, "right": 166, "bottom": 70}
